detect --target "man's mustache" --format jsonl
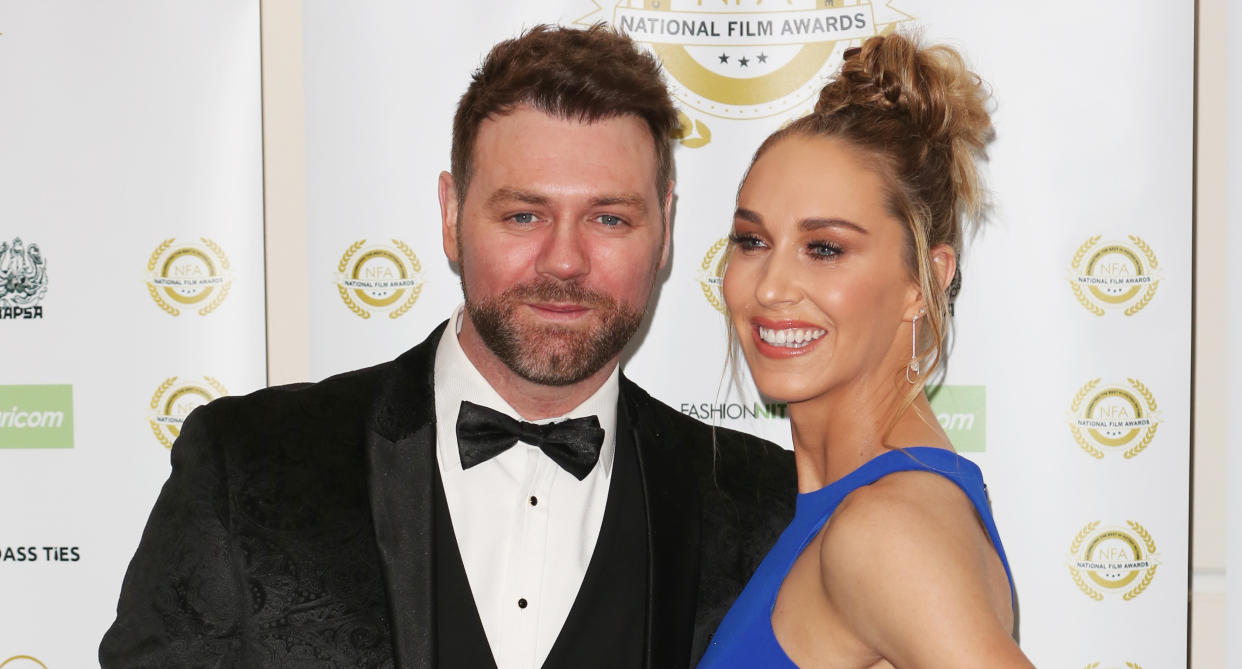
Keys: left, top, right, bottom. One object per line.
{"left": 502, "top": 278, "right": 616, "bottom": 310}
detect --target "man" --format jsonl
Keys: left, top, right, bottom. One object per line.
{"left": 101, "top": 25, "right": 793, "bottom": 669}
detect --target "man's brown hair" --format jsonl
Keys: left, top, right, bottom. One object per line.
{"left": 451, "top": 24, "right": 679, "bottom": 210}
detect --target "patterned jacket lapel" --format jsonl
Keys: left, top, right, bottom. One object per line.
{"left": 365, "top": 322, "right": 447, "bottom": 669}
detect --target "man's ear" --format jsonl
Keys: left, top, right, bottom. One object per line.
{"left": 439, "top": 171, "right": 460, "bottom": 264}
{"left": 657, "top": 181, "right": 674, "bottom": 270}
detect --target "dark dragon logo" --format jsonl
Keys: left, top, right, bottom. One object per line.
{"left": 0, "top": 237, "right": 48, "bottom": 318}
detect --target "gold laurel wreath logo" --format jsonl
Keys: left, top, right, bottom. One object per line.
{"left": 390, "top": 239, "right": 424, "bottom": 320}
{"left": 336, "top": 239, "right": 423, "bottom": 320}
{"left": 1124, "top": 235, "right": 1159, "bottom": 316}
{"left": 672, "top": 111, "right": 712, "bottom": 149}
{"left": 337, "top": 239, "right": 370, "bottom": 319}
{"left": 147, "top": 376, "right": 228, "bottom": 449}
{"left": 1069, "top": 378, "right": 1105, "bottom": 459}
{"left": 1123, "top": 378, "right": 1159, "bottom": 459}
{"left": 1070, "top": 235, "right": 1104, "bottom": 316}
{"left": 1069, "top": 235, "right": 1159, "bottom": 316}
{"left": 146, "top": 237, "right": 233, "bottom": 316}
{"left": 198, "top": 238, "right": 233, "bottom": 316}
{"left": 147, "top": 238, "right": 179, "bottom": 315}
{"left": 698, "top": 237, "right": 730, "bottom": 313}
{"left": 1123, "top": 520, "right": 1158, "bottom": 601}
{"left": 1069, "top": 378, "right": 1159, "bottom": 459}
{"left": 148, "top": 376, "right": 178, "bottom": 411}
{"left": 1068, "top": 521, "right": 1103, "bottom": 601}
{"left": 0, "top": 657, "right": 49, "bottom": 669}
{"left": 204, "top": 376, "right": 229, "bottom": 397}
{"left": 1068, "top": 520, "right": 1158, "bottom": 602}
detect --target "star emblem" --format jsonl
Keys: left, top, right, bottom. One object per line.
{"left": 738, "top": 56, "right": 750, "bottom": 67}
{"left": 757, "top": 52, "right": 768, "bottom": 64}
{"left": 718, "top": 53, "right": 729, "bottom": 64}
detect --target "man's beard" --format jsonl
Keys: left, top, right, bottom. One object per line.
{"left": 464, "top": 277, "right": 645, "bottom": 387}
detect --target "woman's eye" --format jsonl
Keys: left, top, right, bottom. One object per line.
{"left": 807, "top": 241, "right": 843, "bottom": 259}
{"left": 728, "top": 232, "right": 766, "bottom": 250}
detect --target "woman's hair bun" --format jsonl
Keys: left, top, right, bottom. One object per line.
{"left": 816, "top": 33, "right": 991, "bottom": 155}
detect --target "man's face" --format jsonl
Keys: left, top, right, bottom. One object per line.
{"left": 439, "top": 105, "right": 671, "bottom": 387}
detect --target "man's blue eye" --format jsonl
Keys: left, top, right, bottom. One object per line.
{"left": 598, "top": 215, "right": 623, "bottom": 226}
{"left": 512, "top": 213, "right": 536, "bottom": 224}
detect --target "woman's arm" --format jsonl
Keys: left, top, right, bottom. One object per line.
{"left": 819, "top": 470, "right": 1034, "bottom": 669}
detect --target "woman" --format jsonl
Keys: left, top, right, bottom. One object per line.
{"left": 698, "top": 34, "right": 1034, "bottom": 668}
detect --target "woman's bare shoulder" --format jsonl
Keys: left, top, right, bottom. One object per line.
{"left": 815, "top": 470, "right": 1031, "bottom": 668}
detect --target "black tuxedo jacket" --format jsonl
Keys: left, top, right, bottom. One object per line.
{"left": 100, "top": 323, "right": 795, "bottom": 668}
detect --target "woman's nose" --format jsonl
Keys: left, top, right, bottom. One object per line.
{"left": 754, "top": 252, "right": 801, "bottom": 308}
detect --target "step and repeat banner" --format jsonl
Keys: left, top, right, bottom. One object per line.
{"left": 0, "top": 0, "right": 1190, "bottom": 666}
{"left": 303, "top": 1, "right": 1191, "bottom": 667}
{"left": 0, "top": 1, "right": 266, "bottom": 666}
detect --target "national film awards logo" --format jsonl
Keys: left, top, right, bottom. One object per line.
{"left": 587, "top": 0, "right": 913, "bottom": 146}
{"left": 698, "top": 237, "right": 730, "bottom": 312}
{"left": 1067, "top": 521, "right": 1159, "bottom": 602}
{"left": 148, "top": 376, "right": 228, "bottom": 448}
{"left": 335, "top": 239, "right": 424, "bottom": 320}
{"left": 0, "top": 237, "right": 48, "bottom": 320}
{"left": 1067, "top": 378, "right": 1160, "bottom": 460}
{"left": 146, "top": 238, "right": 233, "bottom": 316}
{"left": 1068, "top": 235, "right": 1160, "bottom": 316}
{"left": 0, "top": 657, "right": 49, "bottom": 669}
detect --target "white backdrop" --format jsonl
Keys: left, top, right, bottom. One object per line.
{"left": 303, "top": 1, "right": 1192, "bottom": 666}
{"left": 0, "top": 1, "right": 1191, "bottom": 666}
{"left": 0, "top": 2, "right": 266, "bottom": 666}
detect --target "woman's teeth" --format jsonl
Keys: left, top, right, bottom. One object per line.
{"left": 757, "top": 326, "right": 826, "bottom": 348}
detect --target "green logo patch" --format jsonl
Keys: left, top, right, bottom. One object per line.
{"left": 928, "top": 385, "right": 985, "bottom": 453}
{"left": 0, "top": 385, "right": 74, "bottom": 449}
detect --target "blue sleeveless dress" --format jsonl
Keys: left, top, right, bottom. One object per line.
{"left": 697, "top": 447, "right": 1014, "bottom": 668}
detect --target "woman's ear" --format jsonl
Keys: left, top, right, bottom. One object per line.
{"left": 929, "top": 244, "right": 957, "bottom": 293}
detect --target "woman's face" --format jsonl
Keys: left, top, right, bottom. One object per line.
{"left": 723, "top": 134, "right": 922, "bottom": 405}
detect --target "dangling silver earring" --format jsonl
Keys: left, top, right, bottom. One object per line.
{"left": 906, "top": 309, "right": 923, "bottom": 384}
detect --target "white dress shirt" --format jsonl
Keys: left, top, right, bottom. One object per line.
{"left": 433, "top": 306, "right": 618, "bottom": 669}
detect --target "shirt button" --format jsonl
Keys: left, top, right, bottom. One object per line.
{"left": 518, "top": 598, "right": 528, "bottom": 609}
{"left": 529, "top": 496, "right": 538, "bottom": 507}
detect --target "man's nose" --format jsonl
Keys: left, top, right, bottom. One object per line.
{"left": 535, "top": 221, "right": 590, "bottom": 281}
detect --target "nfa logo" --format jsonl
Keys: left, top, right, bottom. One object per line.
{"left": 146, "top": 238, "right": 233, "bottom": 316}
{"left": 0, "top": 237, "right": 48, "bottom": 320}
{"left": 590, "top": 0, "right": 913, "bottom": 144}
{"left": 0, "top": 657, "right": 49, "bottom": 669}
{"left": 1068, "top": 235, "right": 1160, "bottom": 316}
{"left": 148, "top": 376, "right": 228, "bottom": 448}
{"left": 1068, "top": 521, "right": 1159, "bottom": 602}
{"left": 335, "top": 239, "right": 424, "bottom": 320}
{"left": 697, "top": 237, "right": 730, "bottom": 313}
{"left": 1068, "top": 378, "right": 1160, "bottom": 459}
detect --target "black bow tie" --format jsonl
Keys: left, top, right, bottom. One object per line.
{"left": 455, "top": 400, "right": 605, "bottom": 481}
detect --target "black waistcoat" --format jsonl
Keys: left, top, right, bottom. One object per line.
{"left": 434, "top": 416, "right": 649, "bottom": 669}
